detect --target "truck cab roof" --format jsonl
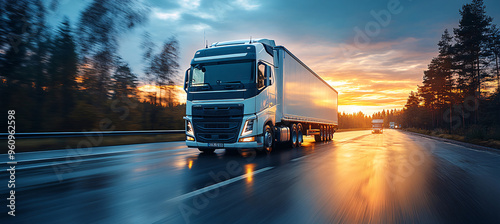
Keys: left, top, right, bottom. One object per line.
{"left": 211, "top": 38, "right": 276, "bottom": 48}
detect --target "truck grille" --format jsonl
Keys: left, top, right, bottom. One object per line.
{"left": 192, "top": 104, "right": 244, "bottom": 143}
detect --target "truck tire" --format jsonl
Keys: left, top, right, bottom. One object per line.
{"left": 321, "top": 125, "right": 326, "bottom": 141}
{"left": 328, "top": 126, "right": 333, "bottom": 141}
{"left": 314, "top": 134, "right": 321, "bottom": 142}
{"left": 324, "top": 126, "right": 328, "bottom": 141}
{"left": 198, "top": 148, "right": 215, "bottom": 153}
{"left": 315, "top": 126, "right": 323, "bottom": 142}
{"left": 263, "top": 124, "right": 274, "bottom": 153}
{"left": 327, "top": 126, "right": 332, "bottom": 141}
{"left": 290, "top": 123, "right": 298, "bottom": 148}
{"left": 297, "top": 123, "right": 303, "bottom": 147}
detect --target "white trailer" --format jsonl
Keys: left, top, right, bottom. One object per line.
{"left": 183, "top": 39, "right": 338, "bottom": 153}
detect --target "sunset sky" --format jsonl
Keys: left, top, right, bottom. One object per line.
{"left": 49, "top": 0, "right": 500, "bottom": 115}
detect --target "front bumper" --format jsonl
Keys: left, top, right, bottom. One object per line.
{"left": 186, "top": 136, "right": 263, "bottom": 149}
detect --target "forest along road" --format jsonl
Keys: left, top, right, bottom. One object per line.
{"left": 1, "top": 130, "right": 500, "bottom": 223}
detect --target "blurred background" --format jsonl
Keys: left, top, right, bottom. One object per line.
{"left": 0, "top": 0, "right": 185, "bottom": 133}
{"left": 1, "top": 0, "right": 500, "bottom": 147}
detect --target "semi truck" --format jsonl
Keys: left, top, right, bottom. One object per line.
{"left": 183, "top": 39, "right": 338, "bottom": 153}
{"left": 372, "top": 119, "right": 384, "bottom": 134}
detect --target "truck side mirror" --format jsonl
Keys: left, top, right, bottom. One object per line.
{"left": 184, "top": 68, "right": 189, "bottom": 92}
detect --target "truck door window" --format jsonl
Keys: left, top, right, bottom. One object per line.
{"left": 266, "top": 65, "right": 273, "bottom": 86}
{"left": 258, "top": 63, "right": 266, "bottom": 89}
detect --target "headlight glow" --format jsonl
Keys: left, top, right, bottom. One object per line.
{"left": 186, "top": 120, "right": 194, "bottom": 136}
{"left": 241, "top": 119, "right": 254, "bottom": 136}
{"left": 239, "top": 136, "right": 255, "bottom": 142}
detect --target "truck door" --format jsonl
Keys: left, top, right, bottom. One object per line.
{"left": 256, "top": 61, "right": 276, "bottom": 113}
{"left": 267, "top": 63, "right": 276, "bottom": 108}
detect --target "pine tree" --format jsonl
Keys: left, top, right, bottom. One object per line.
{"left": 77, "top": 0, "right": 149, "bottom": 104}
{"left": 420, "top": 30, "right": 456, "bottom": 128}
{"left": 145, "top": 37, "right": 180, "bottom": 107}
{"left": 0, "top": 0, "right": 32, "bottom": 103}
{"left": 489, "top": 25, "right": 500, "bottom": 89}
{"left": 453, "top": 0, "right": 492, "bottom": 95}
{"left": 29, "top": 0, "right": 51, "bottom": 130}
{"left": 112, "top": 60, "right": 138, "bottom": 99}
{"left": 453, "top": 0, "right": 493, "bottom": 125}
{"left": 48, "top": 17, "right": 78, "bottom": 129}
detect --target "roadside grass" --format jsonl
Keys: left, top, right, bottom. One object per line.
{"left": 3, "top": 134, "right": 185, "bottom": 153}
{"left": 405, "top": 128, "right": 500, "bottom": 150}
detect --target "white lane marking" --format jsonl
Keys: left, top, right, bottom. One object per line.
{"left": 441, "top": 141, "right": 500, "bottom": 156}
{"left": 14, "top": 148, "right": 196, "bottom": 171}
{"left": 407, "top": 132, "right": 500, "bottom": 156}
{"left": 291, "top": 155, "right": 309, "bottom": 162}
{"left": 168, "top": 166, "right": 274, "bottom": 202}
{"left": 1, "top": 144, "right": 189, "bottom": 165}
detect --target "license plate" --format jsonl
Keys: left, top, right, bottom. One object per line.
{"left": 208, "top": 143, "right": 224, "bottom": 147}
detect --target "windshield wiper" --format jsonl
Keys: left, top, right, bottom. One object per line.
{"left": 219, "top": 81, "right": 244, "bottom": 89}
{"left": 192, "top": 83, "right": 212, "bottom": 90}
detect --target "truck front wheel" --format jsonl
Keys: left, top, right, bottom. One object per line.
{"left": 263, "top": 124, "right": 274, "bottom": 153}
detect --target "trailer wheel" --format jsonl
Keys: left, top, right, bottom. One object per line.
{"left": 263, "top": 124, "right": 274, "bottom": 153}
{"left": 328, "top": 126, "right": 333, "bottom": 141}
{"left": 322, "top": 125, "right": 327, "bottom": 141}
{"left": 327, "top": 126, "right": 332, "bottom": 141}
{"left": 290, "top": 123, "right": 298, "bottom": 148}
{"left": 297, "top": 123, "right": 303, "bottom": 147}
{"left": 314, "top": 135, "right": 321, "bottom": 142}
{"left": 315, "top": 126, "right": 323, "bottom": 142}
{"left": 324, "top": 126, "right": 328, "bottom": 141}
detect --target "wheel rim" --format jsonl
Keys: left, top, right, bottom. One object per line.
{"left": 291, "top": 124, "right": 297, "bottom": 147}
{"left": 328, "top": 126, "right": 331, "bottom": 140}
{"left": 325, "top": 126, "right": 328, "bottom": 141}
{"left": 297, "top": 124, "right": 303, "bottom": 146}
{"left": 322, "top": 126, "right": 326, "bottom": 141}
{"left": 264, "top": 128, "right": 273, "bottom": 151}
{"left": 265, "top": 129, "right": 273, "bottom": 148}
{"left": 319, "top": 126, "right": 322, "bottom": 141}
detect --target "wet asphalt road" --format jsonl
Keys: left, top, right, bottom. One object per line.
{"left": 2, "top": 129, "right": 500, "bottom": 224}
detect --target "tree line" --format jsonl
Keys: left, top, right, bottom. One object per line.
{"left": 0, "top": 0, "right": 185, "bottom": 132}
{"left": 401, "top": 0, "right": 500, "bottom": 139}
{"left": 338, "top": 109, "right": 403, "bottom": 129}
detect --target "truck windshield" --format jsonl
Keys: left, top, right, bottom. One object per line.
{"left": 189, "top": 61, "right": 254, "bottom": 90}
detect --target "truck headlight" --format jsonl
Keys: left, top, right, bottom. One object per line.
{"left": 239, "top": 136, "right": 255, "bottom": 142}
{"left": 186, "top": 120, "right": 194, "bottom": 136}
{"left": 241, "top": 118, "right": 255, "bottom": 136}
